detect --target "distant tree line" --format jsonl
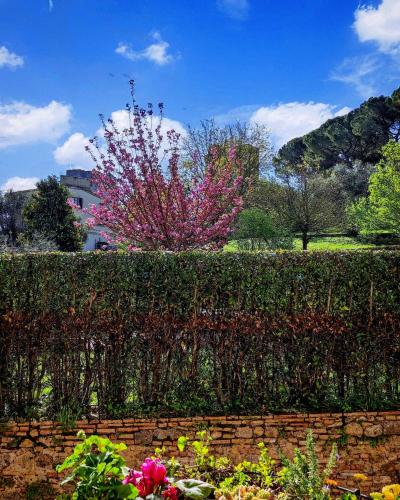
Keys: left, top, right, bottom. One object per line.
{"left": 182, "top": 87, "right": 400, "bottom": 250}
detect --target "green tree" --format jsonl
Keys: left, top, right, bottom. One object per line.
{"left": 245, "top": 170, "right": 344, "bottom": 251}
{"left": 233, "top": 208, "right": 293, "bottom": 250}
{"left": 23, "top": 176, "right": 84, "bottom": 251}
{"left": 0, "top": 190, "right": 26, "bottom": 244}
{"left": 347, "top": 141, "right": 400, "bottom": 233}
{"left": 280, "top": 164, "right": 344, "bottom": 250}
{"left": 328, "top": 161, "right": 375, "bottom": 201}
{"left": 275, "top": 87, "right": 400, "bottom": 170}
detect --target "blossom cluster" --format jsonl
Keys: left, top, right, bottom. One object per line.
{"left": 123, "top": 457, "right": 178, "bottom": 499}
{"left": 84, "top": 82, "right": 244, "bottom": 250}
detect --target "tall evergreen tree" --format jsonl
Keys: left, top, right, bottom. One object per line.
{"left": 23, "top": 176, "right": 83, "bottom": 251}
{"left": 275, "top": 87, "right": 400, "bottom": 170}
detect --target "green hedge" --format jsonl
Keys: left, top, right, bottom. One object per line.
{"left": 0, "top": 250, "right": 400, "bottom": 419}
{"left": 1, "top": 250, "right": 399, "bottom": 315}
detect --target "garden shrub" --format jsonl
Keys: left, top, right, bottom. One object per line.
{"left": 0, "top": 250, "right": 400, "bottom": 419}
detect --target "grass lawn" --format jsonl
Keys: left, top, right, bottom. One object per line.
{"left": 225, "top": 236, "right": 376, "bottom": 252}
{"left": 292, "top": 236, "right": 375, "bottom": 251}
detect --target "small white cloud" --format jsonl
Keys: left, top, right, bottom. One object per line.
{"left": 250, "top": 102, "right": 351, "bottom": 147}
{"left": 0, "top": 101, "right": 71, "bottom": 149}
{"left": 116, "top": 32, "right": 175, "bottom": 66}
{"left": 330, "top": 55, "right": 382, "bottom": 98}
{"left": 1, "top": 176, "right": 39, "bottom": 192}
{"left": 214, "top": 104, "right": 259, "bottom": 125}
{"left": 105, "top": 109, "right": 187, "bottom": 141}
{"left": 0, "top": 46, "right": 24, "bottom": 69}
{"left": 54, "top": 132, "right": 92, "bottom": 168}
{"left": 354, "top": 0, "right": 400, "bottom": 54}
{"left": 217, "top": 0, "right": 249, "bottom": 19}
{"left": 61, "top": 111, "right": 187, "bottom": 168}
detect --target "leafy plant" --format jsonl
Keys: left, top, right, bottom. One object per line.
{"left": 233, "top": 208, "right": 294, "bottom": 251}
{"left": 218, "top": 443, "right": 275, "bottom": 493}
{"left": 175, "top": 479, "right": 215, "bottom": 499}
{"left": 277, "top": 430, "right": 337, "bottom": 500}
{"left": 215, "top": 485, "right": 273, "bottom": 499}
{"left": 23, "top": 175, "right": 84, "bottom": 252}
{"left": 56, "top": 431, "right": 137, "bottom": 499}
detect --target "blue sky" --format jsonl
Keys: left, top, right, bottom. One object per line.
{"left": 0, "top": 0, "right": 400, "bottom": 190}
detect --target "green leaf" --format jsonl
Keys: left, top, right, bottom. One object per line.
{"left": 177, "top": 436, "right": 189, "bottom": 452}
{"left": 116, "top": 484, "right": 139, "bottom": 499}
{"left": 175, "top": 479, "right": 215, "bottom": 499}
{"left": 97, "top": 462, "right": 106, "bottom": 473}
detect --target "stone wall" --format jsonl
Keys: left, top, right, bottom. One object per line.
{"left": 1, "top": 412, "right": 400, "bottom": 499}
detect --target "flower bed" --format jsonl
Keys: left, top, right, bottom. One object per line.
{"left": 56, "top": 430, "right": 399, "bottom": 499}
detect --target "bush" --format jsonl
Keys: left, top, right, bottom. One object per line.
{"left": 56, "top": 431, "right": 137, "bottom": 499}
{"left": 232, "top": 208, "right": 293, "bottom": 251}
{"left": 1, "top": 250, "right": 400, "bottom": 419}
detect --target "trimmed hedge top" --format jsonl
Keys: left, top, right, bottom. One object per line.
{"left": 1, "top": 249, "right": 400, "bottom": 317}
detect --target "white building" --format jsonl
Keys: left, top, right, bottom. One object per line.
{"left": 60, "top": 169, "right": 109, "bottom": 251}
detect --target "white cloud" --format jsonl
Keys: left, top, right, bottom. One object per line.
{"left": 0, "top": 101, "right": 71, "bottom": 149}
{"left": 214, "top": 104, "right": 259, "bottom": 125}
{"left": 104, "top": 109, "right": 187, "bottom": 158}
{"left": 217, "top": 0, "right": 249, "bottom": 19}
{"left": 107, "top": 109, "right": 187, "bottom": 140}
{"left": 250, "top": 102, "right": 351, "bottom": 147}
{"left": 54, "top": 132, "right": 92, "bottom": 168}
{"left": 1, "top": 176, "right": 39, "bottom": 192}
{"left": 354, "top": 0, "right": 400, "bottom": 54}
{"left": 330, "top": 55, "right": 382, "bottom": 98}
{"left": 116, "top": 32, "right": 175, "bottom": 66}
{"left": 0, "top": 46, "right": 24, "bottom": 69}
{"left": 56, "top": 111, "right": 187, "bottom": 169}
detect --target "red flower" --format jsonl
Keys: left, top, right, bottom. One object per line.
{"left": 163, "top": 485, "right": 179, "bottom": 500}
{"left": 141, "top": 457, "right": 168, "bottom": 487}
{"left": 124, "top": 458, "right": 169, "bottom": 497}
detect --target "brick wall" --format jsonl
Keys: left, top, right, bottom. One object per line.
{"left": 1, "top": 412, "right": 400, "bottom": 499}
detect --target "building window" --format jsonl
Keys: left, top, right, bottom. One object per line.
{"left": 72, "top": 197, "right": 83, "bottom": 208}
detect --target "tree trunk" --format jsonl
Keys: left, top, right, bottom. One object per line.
{"left": 302, "top": 231, "right": 309, "bottom": 251}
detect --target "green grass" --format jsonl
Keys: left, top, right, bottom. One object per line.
{"left": 225, "top": 236, "right": 376, "bottom": 252}
{"left": 293, "top": 236, "right": 375, "bottom": 251}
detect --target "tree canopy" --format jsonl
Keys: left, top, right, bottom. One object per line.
{"left": 23, "top": 176, "right": 84, "bottom": 252}
{"left": 181, "top": 119, "right": 273, "bottom": 180}
{"left": 347, "top": 141, "right": 400, "bottom": 234}
{"left": 275, "top": 87, "right": 400, "bottom": 170}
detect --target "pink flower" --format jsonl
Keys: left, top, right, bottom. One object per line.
{"left": 123, "top": 469, "right": 142, "bottom": 485}
{"left": 138, "top": 476, "right": 155, "bottom": 497}
{"left": 141, "top": 457, "right": 168, "bottom": 486}
{"left": 124, "top": 458, "right": 168, "bottom": 497}
{"left": 84, "top": 83, "right": 244, "bottom": 251}
{"left": 123, "top": 469, "right": 153, "bottom": 497}
{"left": 67, "top": 198, "right": 81, "bottom": 210}
{"left": 163, "top": 485, "right": 179, "bottom": 500}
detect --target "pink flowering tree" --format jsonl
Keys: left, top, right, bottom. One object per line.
{"left": 85, "top": 82, "right": 244, "bottom": 251}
